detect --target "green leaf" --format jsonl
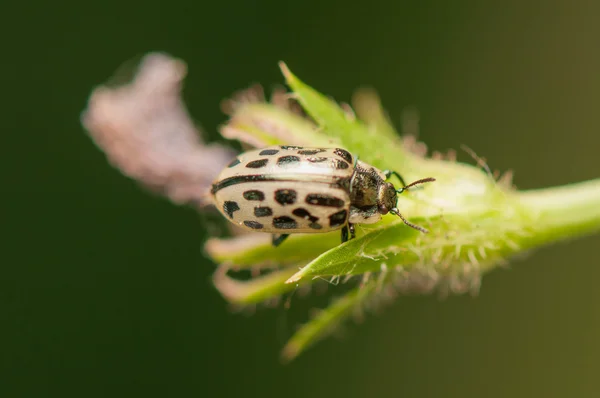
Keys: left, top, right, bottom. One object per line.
{"left": 285, "top": 221, "right": 421, "bottom": 283}
{"left": 279, "top": 62, "right": 356, "bottom": 137}
{"left": 281, "top": 270, "right": 394, "bottom": 362}
{"left": 213, "top": 265, "right": 304, "bottom": 305}
{"left": 206, "top": 217, "right": 400, "bottom": 271}
{"left": 280, "top": 62, "right": 409, "bottom": 173}
{"left": 205, "top": 232, "right": 342, "bottom": 269}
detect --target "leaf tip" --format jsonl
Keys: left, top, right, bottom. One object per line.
{"left": 278, "top": 61, "right": 295, "bottom": 84}
{"left": 280, "top": 341, "right": 301, "bottom": 363}
{"left": 285, "top": 271, "right": 302, "bottom": 284}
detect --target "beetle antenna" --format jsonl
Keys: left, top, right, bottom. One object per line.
{"left": 390, "top": 208, "right": 429, "bottom": 233}
{"left": 396, "top": 177, "right": 436, "bottom": 194}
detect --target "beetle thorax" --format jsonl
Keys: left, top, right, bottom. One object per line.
{"left": 349, "top": 166, "right": 396, "bottom": 214}
{"left": 348, "top": 167, "right": 379, "bottom": 207}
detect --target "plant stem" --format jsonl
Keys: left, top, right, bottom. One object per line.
{"left": 518, "top": 178, "right": 600, "bottom": 246}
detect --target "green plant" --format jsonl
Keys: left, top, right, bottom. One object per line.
{"left": 206, "top": 63, "right": 600, "bottom": 362}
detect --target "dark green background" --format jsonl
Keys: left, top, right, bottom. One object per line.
{"left": 4, "top": 1, "right": 600, "bottom": 397}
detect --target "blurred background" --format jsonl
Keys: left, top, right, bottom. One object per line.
{"left": 4, "top": 1, "right": 600, "bottom": 397}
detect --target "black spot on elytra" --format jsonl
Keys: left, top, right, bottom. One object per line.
{"left": 275, "top": 189, "right": 297, "bottom": 205}
{"left": 254, "top": 207, "right": 273, "bottom": 217}
{"left": 273, "top": 216, "right": 297, "bottom": 229}
{"left": 259, "top": 149, "right": 279, "bottom": 156}
{"left": 246, "top": 159, "right": 269, "bottom": 168}
{"left": 333, "top": 159, "right": 350, "bottom": 170}
{"left": 223, "top": 201, "right": 240, "bottom": 219}
{"left": 298, "top": 149, "right": 326, "bottom": 155}
{"left": 329, "top": 209, "right": 348, "bottom": 227}
{"left": 277, "top": 155, "right": 301, "bottom": 167}
{"left": 305, "top": 194, "right": 345, "bottom": 207}
{"left": 227, "top": 158, "right": 240, "bottom": 168}
{"left": 292, "top": 208, "right": 318, "bottom": 222}
{"left": 280, "top": 145, "right": 303, "bottom": 150}
{"left": 334, "top": 148, "right": 353, "bottom": 164}
{"left": 306, "top": 157, "right": 328, "bottom": 163}
{"left": 292, "top": 208, "right": 322, "bottom": 230}
{"left": 243, "top": 190, "right": 265, "bottom": 201}
{"left": 243, "top": 220, "right": 264, "bottom": 229}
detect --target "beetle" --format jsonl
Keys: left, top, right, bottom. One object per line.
{"left": 210, "top": 145, "right": 435, "bottom": 247}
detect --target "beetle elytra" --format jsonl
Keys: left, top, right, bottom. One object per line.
{"left": 211, "top": 145, "right": 435, "bottom": 246}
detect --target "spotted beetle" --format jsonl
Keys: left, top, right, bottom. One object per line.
{"left": 211, "top": 145, "right": 435, "bottom": 246}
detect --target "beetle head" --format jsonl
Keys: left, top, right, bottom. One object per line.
{"left": 377, "top": 182, "right": 397, "bottom": 215}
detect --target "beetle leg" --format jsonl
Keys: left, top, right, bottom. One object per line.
{"left": 349, "top": 223, "right": 356, "bottom": 240}
{"left": 382, "top": 169, "right": 407, "bottom": 187}
{"left": 341, "top": 225, "right": 349, "bottom": 243}
{"left": 272, "top": 234, "right": 290, "bottom": 247}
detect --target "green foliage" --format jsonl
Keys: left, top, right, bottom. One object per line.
{"left": 206, "top": 63, "right": 600, "bottom": 361}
